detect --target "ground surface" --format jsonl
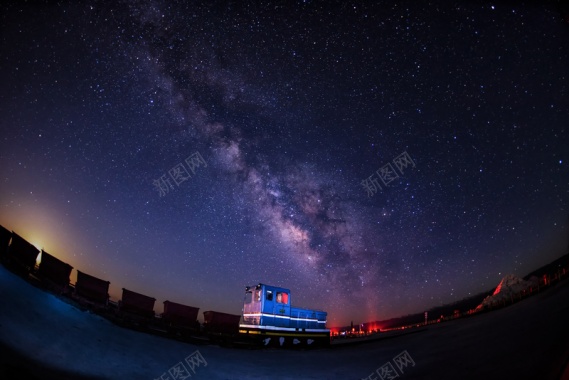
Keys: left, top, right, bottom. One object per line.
{"left": 1, "top": 264, "right": 568, "bottom": 380}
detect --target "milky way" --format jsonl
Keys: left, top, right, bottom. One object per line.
{"left": 1, "top": 1, "right": 568, "bottom": 325}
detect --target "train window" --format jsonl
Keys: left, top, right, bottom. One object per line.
{"left": 244, "top": 292, "right": 252, "bottom": 304}
{"left": 276, "top": 292, "right": 288, "bottom": 304}
{"left": 255, "top": 289, "right": 261, "bottom": 302}
{"left": 266, "top": 290, "right": 273, "bottom": 301}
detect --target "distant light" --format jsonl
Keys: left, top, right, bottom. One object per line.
{"left": 491, "top": 5, "right": 495, "bottom": 10}
{"left": 559, "top": 160, "right": 563, "bottom": 164}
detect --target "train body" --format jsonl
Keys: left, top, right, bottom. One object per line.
{"left": 0, "top": 224, "right": 330, "bottom": 348}
{"left": 239, "top": 283, "right": 330, "bottom": 347}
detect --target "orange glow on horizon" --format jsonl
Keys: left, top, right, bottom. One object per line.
{"left": 0, "top": 205, "right": 91, "bottom": 275}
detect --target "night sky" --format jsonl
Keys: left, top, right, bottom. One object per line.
{"left": 1, "top": 1, "right": 568, "bottom": 326}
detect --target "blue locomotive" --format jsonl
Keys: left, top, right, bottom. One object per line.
{"left": 239, "top": 283, "right": 330, "bottom": 347}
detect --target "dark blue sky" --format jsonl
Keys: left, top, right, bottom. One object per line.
{"left": 1, "top": 1, "right": 568, "bottom": 325}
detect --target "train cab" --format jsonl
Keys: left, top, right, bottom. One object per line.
{"left": 239, "top": 283, "right": 330, "bottom": 347}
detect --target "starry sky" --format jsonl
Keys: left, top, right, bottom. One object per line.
{"left": 1, "top": 1, "right": 568, "bottom": 326}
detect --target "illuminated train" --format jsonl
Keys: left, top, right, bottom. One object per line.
{"left": 0, "top": 225, "right": 330, "bottom": 348}
{"left": 239, "top": 283, "right": 330, "bottom": 347}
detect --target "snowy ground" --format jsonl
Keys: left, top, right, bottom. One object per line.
{"left": 1, "top": 264, "right": 568, "bottom": 380}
